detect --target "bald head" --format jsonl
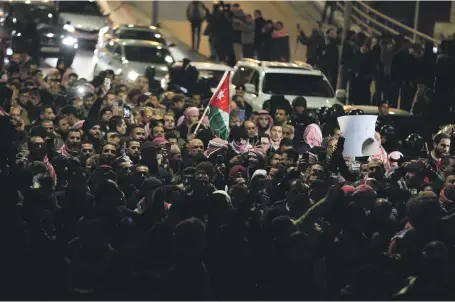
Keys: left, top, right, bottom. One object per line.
{"left": 188, "top": 139, "right": 204, "bottom": 156}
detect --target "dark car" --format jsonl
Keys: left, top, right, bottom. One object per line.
{"left": 37, "top": 23, "right": 77, "bottom": 66}
{"left": 7, "top": 1, "right": 76, "bottom": 65}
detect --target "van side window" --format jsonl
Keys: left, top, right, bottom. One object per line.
{"left": 249, "top": 71, "right": 260, "bottom": 93}
{"left": 231, "top": 66, "right": 254, "bottom": 86}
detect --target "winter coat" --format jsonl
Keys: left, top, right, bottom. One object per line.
{"left": 237, "top": 20, "right": 255, "bottom": 45}
{"left": 186, "top": 1, "right": 206, "bottom": 23}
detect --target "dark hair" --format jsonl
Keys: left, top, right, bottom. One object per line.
{"left": 115, "top": 84, "right": 127, "bottom": 93}
{"left": 127, "top": 139, "right": 140, "bottom": 147}
{"left": 105, "top": 131, "right": 121, "bottom": 141}
{"left": 81, "top": 140, "right": 94, "bottom": 146}
{"left": 29, "top": 126, "right": 48, "bottom": 139}
{"left": 68, "top": 72, "right": 78, "bottom": 79}
{"left": 230, "top": 125, "right": 248, "bottom": 141}
{"left": 130, "top": 124, "right": 143, "bottom": 131}
{"left": 61, "top": 105, "right": 78, "bottom": 117}
{"left": 172, "top": 95, "right": 185, "bottom": 103}
{"left": 272, "top": 150, "right": 283, "bottom": 156}
{"left": 165, "top": 132, "right": 178, "bottom": 140}
{"left": 196, "top": 161, "right": 217, "bottom": 180}
{"left": 270, "top": 164, "right": 286, "bottom": 178}
{"left": 39, "top": 104, "right": 55, "bottom": 115}
{"left": 103, "top": 142, "right": 118, "bottom": 150}
{"left": 100, "top": 107, "right": 113, "bottom": 116}
{"left": 54, "top": 114, "right": 67, "bottom": 126}
{"left": 292, "top": 96, "right": 307, "bottom": 108}
{"left": 149, "top": 119, "right": 162, "bottom": 129}
{"left": 108, "top": 116, "right": 124, "bottom": 132}
{"left": 434, "top": 133, "right": 450, "bottom": 144}
{"left": 284, "top": 148, "right": 298, "bottom": 162}
{"left": 40, "top": 119, "right": 53, "bottom": 125}
{"left": 279, "top": 138, "right": 294, "bottom": 148}
{"left": 68, "top": 128, "right": 82, "bottom": 136}
{"left": 440, "top": 155, "right": 455, "bottom": 168}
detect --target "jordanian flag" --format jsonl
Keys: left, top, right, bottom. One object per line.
{"left": 207, "top": 71, "right": 230, "bottom": 140}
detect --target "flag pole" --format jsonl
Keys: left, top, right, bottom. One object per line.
{"left": 193, "top": 71, "right": 229, "bottom": 135}
{"left": 194, "top": 105, "right": 210, "bottom": 134}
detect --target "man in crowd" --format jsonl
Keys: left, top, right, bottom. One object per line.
{"left": 3, "top": 22, "right": 455, "bottom": 302}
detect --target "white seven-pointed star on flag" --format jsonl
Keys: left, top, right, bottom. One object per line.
{"left": 217, "top": 89, "right": 225, "bottom": 100}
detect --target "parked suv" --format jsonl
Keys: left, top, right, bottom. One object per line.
{"left": 229, "top": 59, "right": 343, "bottom": 111}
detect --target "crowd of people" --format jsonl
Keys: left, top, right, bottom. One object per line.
{"left": 186, "top": 1, "right": 290, "bottom": 65}
{"left": 296, "top": 23, "right": 452, "bottom": 116}
{"left": 2, "top": 44, "right": 455, "bottom": 300}
{"left": 186, "top": 0, "right": 455, "bottom": 122}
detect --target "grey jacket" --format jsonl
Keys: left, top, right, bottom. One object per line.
{"left": 186, "top": 1, "right": 206, "bottom": 22}
{"left": 237, "top": 20, "right": 255, "bottom": 45}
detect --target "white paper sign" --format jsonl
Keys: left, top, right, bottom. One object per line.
{"left": 337, "top": 115, "right": 380, "bottom": 157}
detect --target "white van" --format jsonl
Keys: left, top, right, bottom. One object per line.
{"left": 229, "top": 59, "right": 343, "bottom": 111}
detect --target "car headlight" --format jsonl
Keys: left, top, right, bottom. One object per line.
{"left": 165, "top": 55, "right": 173, "bottom": 64}
{"left": 160, "top": 77, "right": 166, "bottom": 89}
{"left": 6, "top": 48, "right": 12, "bottom": 56}
{"left": 63, "top": 24, "right": 75, "bottom": 33}
{"left": 127, "top": 70, "right": 139, "bottom": 81}
{"left": 62, "top": 36, "right": 77, "bottom": 46}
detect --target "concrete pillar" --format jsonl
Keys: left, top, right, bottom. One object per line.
{"left": 451, "top": 1, "right": 455, "bottom": 23}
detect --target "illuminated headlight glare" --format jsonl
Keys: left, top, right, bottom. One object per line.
{"left": 62, "top": 36, "right": 77, "bottom": 46}
{"left": 74, "top": 43, "right": 78, "bottom": 49}
{"left": 154, "top": 33, "right": 161, "bottom": 38}
{"left": 160, "top": 77, "right": 166, "bottom": 89}
{"left": 165, "top": 55, "right": 173, "bottom": 64}
{"left": 48, "top": 13, "right": 53, "bottom": 18}
{"left": 46, "top": 33, "right": 54, "bottom": 38}
{"left": 6, "top": 48, "right": 13, "bottom": 56}
{"left": 63, "top": 24, "right": 75, "bottom": 33}
{"left": 77, "top": 87, "right": 85, "bottom": 95}
{"left": 127, "top": 70, "right": 139, "bottom": 81}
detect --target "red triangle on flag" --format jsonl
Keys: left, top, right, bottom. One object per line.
{"left": 208, "top": 71, "right": 230, "bottom": 114}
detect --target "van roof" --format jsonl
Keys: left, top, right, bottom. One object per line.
{"left": 236, "top": 59, "right": 322, "bottom": 74}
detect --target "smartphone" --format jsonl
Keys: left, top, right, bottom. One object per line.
{"left": 350, "top": 161, "right": 361, "bottom": 172}
{"left": 103, "top": 78, "right": 111, "bottom": 91}
{"left": 123, "top": 107, "right": 131, "bottom": 119}
{"left": 238, "top": 109, "right": 245, "bottom": 122}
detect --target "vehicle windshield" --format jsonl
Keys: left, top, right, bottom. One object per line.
{"left": 262, "top": 73, "right": 335, "bottom": 98}
{"left": 198, "top": 70, "right": 226, "bottom": 88}
{"left": 57, "top": 1, "right": 103, "bottom": 16}
{"left": 124, "top": 45, "right": 173, "bottom": 64}
{"left": 115, "top": 29, "right": 165, "bottom": 44}
{"left": 10, "top": 3, "right": 59, "bottom": 26}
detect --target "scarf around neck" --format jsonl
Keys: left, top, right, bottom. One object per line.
{"left": 230, "top": 140, "right": 252, "bottom": 154}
